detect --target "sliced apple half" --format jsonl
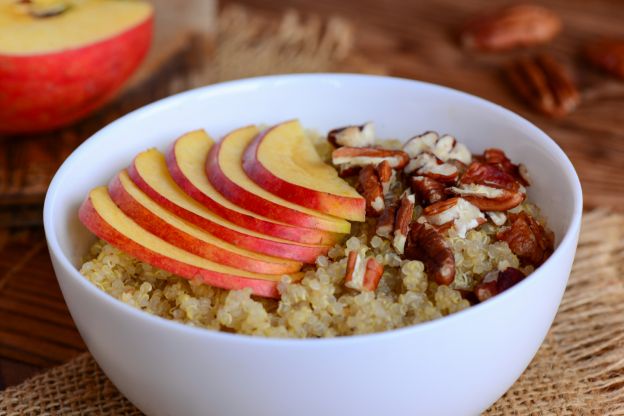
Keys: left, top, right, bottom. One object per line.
{"left": 128, "top": 148, "right": 330, "bottom": 263}
{"left": 79, "top": 187, "right": 299, "bottom": 298}
{"left": 0, "top": 0, "right": 153, "bottom": 133}
{"left": 242, "top": 120, "right": 366, "bottom": 221}
{"left": 167, "top": 129, "right": 341, "bottom": 245}
{"left": 109, "top": 171, "right": 302, "bottom": 275}
{"left": 207, "top": 125, "right": 351, "bottom": 234}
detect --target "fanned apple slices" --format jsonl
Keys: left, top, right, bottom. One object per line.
{"left": 167, "top": 130, "right": 345, "bottom": 245}
{"left": 128, "top": 149, "right": 330, "bottom": 263}
{"left": 79, "top": 187, "right": 300, "bottom": 298}
{"left": 109, "top": 171, "right": 302, "bottom": 275}
{"left": 243, "top": 120, "right": 366, "bottom": 221}
{"left": 78, "top": 120, "right": 366, "bottom": 297}
{"left": 207, "top": 125, "right": 352, "bottom": 232}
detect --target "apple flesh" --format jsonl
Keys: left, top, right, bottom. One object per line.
{"left": 109, "top": 171, "right": 302, "bottom": 275}
{"left": 79, "top": 187, "right": 301, "bottom": 298}
{"left": 167, "top": 129, "right": 341, "bottom": 245}
{"left": 0, "top": 0, "right": 153, "bottom": 133}
{"left": 206, "top": 125, "right": 351, "bottom": 234}
{"left": 128, "top": 148, "right": 330, "bottom": 263}
{"left": 242, "top": 120, "right": 366, "bottom": 221}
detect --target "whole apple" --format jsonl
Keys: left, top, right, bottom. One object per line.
{"left": 0, "top": 0, "right": 153, "bottom": 134}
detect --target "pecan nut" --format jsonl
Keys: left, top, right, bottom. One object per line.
{"left": 405, "top": 153, "right": 459, "bottom": 183}
{"left": 506, "top": 53, "right": 580, "bottom": 118}
{"left": 404, "top": 132, "right": 472, "bottom": 165}
{"left": 460, "top": 4, "right": 562, "bottom": 52}
{"left": 474, "top": 267, "right": 525, "bottom": 302}
{"left": 423, "top": 197, "right": 485, "bottom": 238}
{"left": 411, "top": 176, "right": 446, "bottom": 206}
{"left": 376, "top": 205, "right": 397, "bottom": 238}
{"left": 483, "top": 148, "right": 530, "bottom": 186}
{"left": 392, "top": 192, "right": 415, "bottom": 254}
{"left": 344, "top": 251, "right": 384, "bottom": 292}
{"left": 357, "top": 165, "right": 385, "bottom": 216}
{"left": 332, "top": 147, "right": 409, "bottom": 170}
{"left": 327, "top": 122, "right": 375, "bottom": 148}
{"left": 497, "top": 212, "right": 554, "bottom": 266}
{"left": 584, "top": 38, "right": 624, "bottom": 79}
{"left": 376, "top": 160, "right": 395, "bottom": 196}
{"left": 405, "top": 222, "right": 456, "bottom": 285}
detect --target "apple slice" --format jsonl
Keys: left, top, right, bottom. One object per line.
{"left": 207, "top": 126, "right": 351, "bottom": 234}
{"left": 242, "top": 120, "right": 366, "bottom": 221}
{"left": 0, "top": 0, "right": 153, "bottom": 133}
{"left": 79, "top": 187, "right": 298, "bottom": 298}
{"left": 128, "top": 148, "right": 330, "bottom": 263}
{"left": 109, "top": 171, "right": 302, "bottom": 275}
{"left": 167, "top": 129, "right": 341, "bottom": 245}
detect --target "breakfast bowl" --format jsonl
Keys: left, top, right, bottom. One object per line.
{"left": 43, "top": 74, "right": 582, "bottom": 416}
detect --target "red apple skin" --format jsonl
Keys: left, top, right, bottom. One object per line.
{"left": 108, "top": 174, "right": 302, "bottom": 275}
{"left": 0, "top": 15, "right": 153, "bottom": 134}
{"left": 242, "top": 128, "right": 366, "bottom": 222}
{"left": 206, "top": 137, "right": 349, "bottom": 235}
{"left": 166, "top": 140, "right": 339, "bottom": 245}
{"left": 78, "top": 194, "right": 281, "bottom": 298}
{"left": 127, "top": 159, "right": 329, "bottom": 263}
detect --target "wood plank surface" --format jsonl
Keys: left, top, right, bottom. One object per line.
{"left": 1, "top": 0, "right": 624, "bottom": 390}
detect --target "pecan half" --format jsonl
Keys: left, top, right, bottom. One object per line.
{"left": 497, "top": 212, "right": 554, "bottom": 266}
{"left": 411, "top": 176, "right": 446, "bottom": 206}
{"left": 405, "top": 153, "right": 459, "bottom": 183}
{"left": 357, "top": 165, "right": 385, "bottom": 216}
{"left": 474, "top": 267, "right": 526, "bottom": 302}
{"left": 327, "top": 122, "right": 375, "bottom": 148}
{"left": 333, "top": 147, "right": 409, "bottom": 170}
{"left": 452, "top": 161, "right": 525, "bottom": 211}
{"left": 460, "top": 4, "right": 562, "bottom": 52}
{"left": 584, "top": 38, "right": 624, "bottom": 79}
{"left": 344, "top": 251, "right": 384, "bottom": 292}
{"left": 506, "top": 53, "right": 580, "bottom": 118}
{"left": 424, "top": 197, "right": 485, "bottom": 238}
{"left": 393, "top": 193, "right": 415, "bottom": 254}
{"left": 405, "top": 222, "right": 456, "bottom": 285}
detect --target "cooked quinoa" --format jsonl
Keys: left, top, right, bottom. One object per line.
{"left": 80, "top": 203, "right": 543, "bottom": 338}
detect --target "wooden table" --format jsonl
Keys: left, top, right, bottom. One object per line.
{"left": 2, "top": 0, "right": 624, "bottom": 389}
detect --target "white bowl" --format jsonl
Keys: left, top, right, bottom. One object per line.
{"left": 44, "top": 74, "right": 582, "bottom": 416}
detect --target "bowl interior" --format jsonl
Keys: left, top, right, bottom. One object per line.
{"left": 45, "top": 74, "right": 581, "bottom": 288}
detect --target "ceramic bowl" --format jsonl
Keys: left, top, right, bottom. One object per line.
{"left": 44, "top": 74, "right": 582, "bottom": 416}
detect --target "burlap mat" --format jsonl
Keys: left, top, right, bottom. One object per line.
{"left": 2, "top": 5, "right": 623, "bottom": 416}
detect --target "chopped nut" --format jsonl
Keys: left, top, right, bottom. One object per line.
{"left": 393, "top": 193, "right": 415, "bottom": 254}
{"left": 376, "top": 160, "right": 394, "bottom": 196}
{"left": 460, "top": 4, "right": 562, "bottom": 52}
{"left": 461, "top": 161, "right": 520, "bottom": 191}
{"left": 424, "top": 197, "right": 485, "bottom": 238}
{"left": 327, "top": 122, "right": 375, "bottom": 148}
{"left": 584, "top": 38, "right": 624, "bottom": 79}
{"left": 405, "top": 153, "right": 459, "bottom": 183}
{"left": 454, "top": 161, "right": 525, "bottom": 211}
{"left": 405, "top": 222, "right": 456, "bottom": 285}
{"left": 411, "top": 176, "right": 446, "bottom": 206}
{"left": 344, "top": 251, "right": 384, "bottom": 291}
{"left": 332, "top": 147, "right": 409, "bottom": 170}
{"left": 474, "top": 267, "right": 525, "bottom": 302}
{"left": 450, "top": 183, "right": 506, "bottom": 199}
{"left": 357, "top": 165, "right": 385, "bottom": 216}
{"left": 487, "top": 211, "right": 507, "bottom": 226}
{"left": 403, "top": 132, "right": 472, "bottom": 165}
{"left": 506, "top": 53, "right": 580, "bottom": 118}
{"left": 497, "top": 212, "right": 554, "bottom": 266}
{"left": 376, "top": 205, "right": 397, "bottom": 238}
{"left": 483, "top": 148, "right": 530, "bottom": 186}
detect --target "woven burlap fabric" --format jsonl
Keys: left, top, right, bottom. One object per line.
{"left": 2, "top": 5, "right": 623, "bottom": 416}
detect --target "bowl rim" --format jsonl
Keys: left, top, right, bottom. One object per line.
{"left": 43, "top": 73, "right": 583, "bottom": 346}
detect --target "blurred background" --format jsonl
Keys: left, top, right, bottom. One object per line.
{"left": 0, "top": 0, "right": 623, "bottom": 393}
